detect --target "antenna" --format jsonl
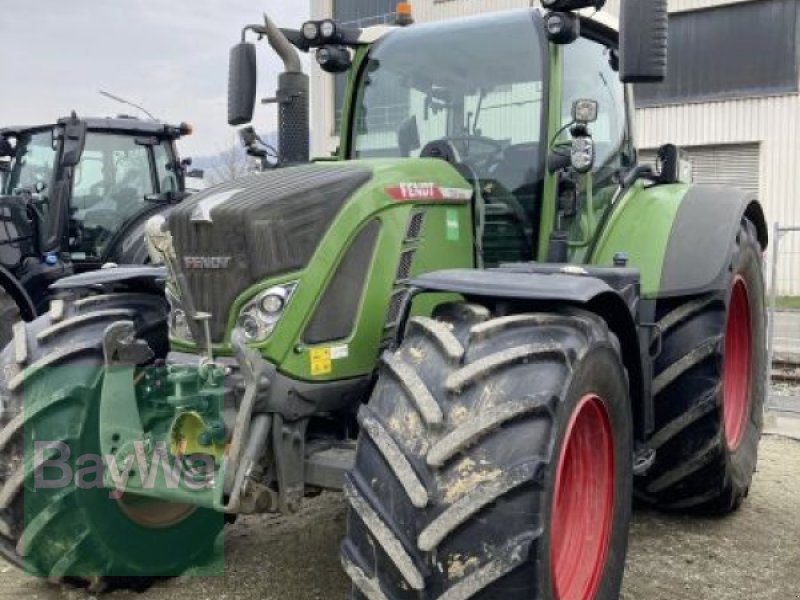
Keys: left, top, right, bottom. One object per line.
{"left": 98, "top": 89, "right": 158, "bottom": 120}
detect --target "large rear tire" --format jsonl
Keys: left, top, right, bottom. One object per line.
{"left": 0, "top": 293, "right": 221, "bottom": 590}
{"left": 635, "top": 218, "right": 766, "bottom": 512}
{"left": 0, "top": 286, "right": 20, "bottom": 351}
{"left": 341, "top": 304, "right": 633, "bottom": 600}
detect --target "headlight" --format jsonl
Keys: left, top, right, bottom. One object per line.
{"left": 167, "top": 287, "right": 194, "bottom": 342}
{"left": 236, "top": 282, "right": 297, "bottom": 343}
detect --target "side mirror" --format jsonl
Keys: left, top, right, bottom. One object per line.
{"left": 228, "top": 42, "right": 258, "bottom": 126}
{"left": 655, "top": 143, "right": 692, "bottom": 184}
{"left": 619, "top": 0, "right": 668, "bottom": 83}
{"left": 60, "top": 114, "right": 87, "bottom": 168}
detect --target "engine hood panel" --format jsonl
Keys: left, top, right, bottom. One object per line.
{"left": 168, "top": 164, "right": 372, "bottom": 341}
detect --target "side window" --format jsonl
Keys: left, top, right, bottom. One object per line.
{"left": 154, "top": 142, "right": 180, "bottom": 194}
{"left": 562, "top": 37, "right": 632, "bottom": 177}
{"left": 73, "top": 151, "right": 104, "bottom": 202}
{"left": 113, "top": 145, "right": 152, "bottom": 204}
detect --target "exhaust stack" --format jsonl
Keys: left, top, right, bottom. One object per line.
{"left": 263, "top": 15, "right": 310, "bottom": 165}
{"left": 228, "top": 15, "right": 310, "bottom": 166}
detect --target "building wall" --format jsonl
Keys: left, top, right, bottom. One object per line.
{"left": 310, "top": 0, "right": 800, "bottom": 293}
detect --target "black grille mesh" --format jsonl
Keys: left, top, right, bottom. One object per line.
{"left": 385, "top": 290, "right": 406, "bottom": 328}
{"left": 396, "top": 250, "right": 415, "bottom": 282}
{"left": 405, "top": 211, "right": 425, "bottom": 240}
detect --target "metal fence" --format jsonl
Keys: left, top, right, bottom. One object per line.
{"left": 767, "top": 223, "right": 800, "bottom": 413}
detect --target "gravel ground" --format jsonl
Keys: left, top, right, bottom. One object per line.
{"left": 1, "top": 435, "right": 799, "bottom": 600}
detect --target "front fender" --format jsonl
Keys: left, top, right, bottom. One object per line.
{"left": 50, "top": 265, "right": 167, "bottom": 293}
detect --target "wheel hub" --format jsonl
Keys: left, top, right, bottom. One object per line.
{"left": 116, "top": 495, "right": 196, "bottom": 529}
{"left": 551, "top": 394, "right": 615, "bottom": 600}
{"left": 723, "top": 276, "right": 752, "bottom": 451}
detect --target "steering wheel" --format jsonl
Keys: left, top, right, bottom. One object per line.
{"left": 83, "top": 209, "right": 120, "bottom": 233}
{"left": 439, "top": 135, "right": 504, "bottom": 159}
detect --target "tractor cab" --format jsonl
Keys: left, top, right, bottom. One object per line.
{"left": 343, "top": 9, "right": 636, "bottom": 267}
{"left": 0, "top": 114, "right": 192, "bottom": 314}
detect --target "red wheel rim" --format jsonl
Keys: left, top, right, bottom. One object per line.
{"left": 551, "top": 394, "right": 615, "bottom": 600}
{"left": 723, "top": 276, "right": 752, "bottom": 451}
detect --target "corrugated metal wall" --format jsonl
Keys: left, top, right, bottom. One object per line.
{"left": 310, "top": 0, "right": 800, "bottom": 293}
{"left": 636, "top": 95, "right": 800, "bottom": 293}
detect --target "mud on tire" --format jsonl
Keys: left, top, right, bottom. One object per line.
{"left": 635, "top": 218, "right": 767, "bottom": 513}
{"left": 0, "top": 293, "right": 221, "bottom": 590}
{"left": 342, "top": 303, "right": 633, "bottom": 600}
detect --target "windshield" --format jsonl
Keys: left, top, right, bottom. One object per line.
{"left": 351, "top": 10, "right": 547, "bottom": 179}
{"left": 4, "top": 129, "right": 56, "bottom": 195}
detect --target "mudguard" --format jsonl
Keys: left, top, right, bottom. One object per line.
{"left": 590, "top": 182, "right": 767, "bottom": 298}
{"left": 50, "top": 265, "right": 167, "bottom": 292}
{"left": 659, "top": 186, "right": 767, "bottom": 297}
{"left": 409, "top": 266, "right": 650, "bottom": 439}
{"left": 0, "top": 264, "right": 35, "bottom": 320}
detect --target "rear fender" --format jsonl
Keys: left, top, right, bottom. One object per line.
{"left": 104, "top": 203, "right": 179, "bottom": 265}
{"left": 659, "top": 186, "right": 767, "bottom": 298}
{"left": 591, "top": 182, "right": 768, "bottom": 298}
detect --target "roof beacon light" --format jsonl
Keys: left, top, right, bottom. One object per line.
{"left": 396, "top": 3, "right": 414, "bottom": 26}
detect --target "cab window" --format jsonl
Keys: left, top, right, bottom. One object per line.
{"left": 154, "top": 142, "right": 180, "bottom": 194}
{"left": 69, "top": 133, "right": 154, "bottom": 260}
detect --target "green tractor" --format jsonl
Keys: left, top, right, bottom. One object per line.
{"left": 0, "top": 1, "right": 767, "bottom": 598}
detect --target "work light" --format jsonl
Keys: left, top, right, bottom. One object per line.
{"left": 302, "top": 21, "right": 319, "bottom": 41}
{"left": 320, "top": 19, "right": 337, "bottom": 40}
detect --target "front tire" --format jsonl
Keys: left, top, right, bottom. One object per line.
{"left": 342, "top": 304, "right": 633, "bottom": 600}
{"left": 0, "top": 293, "right": 221, "bottom": 590}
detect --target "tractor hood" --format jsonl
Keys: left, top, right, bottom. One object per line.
{"left": 168, "top": 164, "right": 372, "bottom": 341}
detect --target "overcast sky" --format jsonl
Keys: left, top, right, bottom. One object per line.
{"left": 0, "top": 1, "right": 311, "bottom": 158}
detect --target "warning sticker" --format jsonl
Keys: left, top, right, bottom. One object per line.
{"left": 446, "top": 209, "right": 460, "bottom": 242}
{"left": 310, "top": 348, "right": 332, "bottom": 376}
{"left": 330, "top": 344, "right": 349, "bottom": 360}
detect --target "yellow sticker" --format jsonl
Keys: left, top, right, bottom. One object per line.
{"left": 310, "top": 348, "right": 332, "bottom": 376}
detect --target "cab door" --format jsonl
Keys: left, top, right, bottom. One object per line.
{"left": 560, "top": 32, "right": 635, "bottom": 261}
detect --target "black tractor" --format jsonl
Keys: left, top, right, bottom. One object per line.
{"left": 0, "top": 113, "right": 194, "bottom": 346}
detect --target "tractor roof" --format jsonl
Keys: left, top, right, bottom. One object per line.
{"left": 356, "top": 7, "right": 619, "bottom": 45}
{"left": 0, "top": 115, "right": 188, "bottom": 139}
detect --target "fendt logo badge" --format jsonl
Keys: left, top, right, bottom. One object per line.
{"left": 183, "top": 256, "right": 233, "bottom": 270}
